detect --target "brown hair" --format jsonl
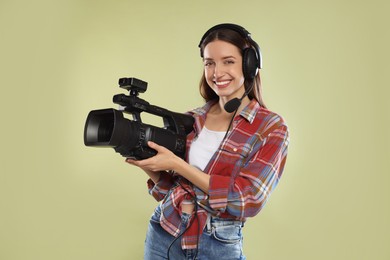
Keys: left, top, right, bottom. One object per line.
{"left": 198, "top": 28, "right": 266, "bottom": 108}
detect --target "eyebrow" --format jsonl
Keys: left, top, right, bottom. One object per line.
{"left": 203, "top": 55, "right": 237, "bottom": 61}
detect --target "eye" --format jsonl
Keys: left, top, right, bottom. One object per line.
{"left": 204, "top": 61, "right": 214, "bottom": 67}
{"left": 225, "top": 59, "right": 235, "bottom": 64}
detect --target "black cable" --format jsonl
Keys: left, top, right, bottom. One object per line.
{"left": 221, "top": 107, "right": 238, "bottom": 143}
{"left": 166, "top": 182, "right": 200, "bottom": 260}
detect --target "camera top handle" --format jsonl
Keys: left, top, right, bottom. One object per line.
{"left": 113, "top": 78, "right": 194, "bottom": 137}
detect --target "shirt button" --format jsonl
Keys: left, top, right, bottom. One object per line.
{"left": 233, "top": 148, "right": 238, "bottom": 152}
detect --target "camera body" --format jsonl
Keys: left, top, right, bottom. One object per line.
{"left": 84, "top": 78, "right": 194, "bottom": 160}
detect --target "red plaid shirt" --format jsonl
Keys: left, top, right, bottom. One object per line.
{"left": 147, "top": 99, "right": 289, "bottom": 249}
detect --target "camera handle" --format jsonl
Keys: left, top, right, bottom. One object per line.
{"left": 113, "top": 93, "right": 189, "bottom": 137}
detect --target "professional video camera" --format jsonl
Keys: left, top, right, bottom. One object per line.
{"left": 83, "top": 77, "right": 194, "bottom": 160}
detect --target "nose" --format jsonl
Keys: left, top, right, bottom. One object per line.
{"left": 213, "top": 63, "right": 224, "bottom": 78}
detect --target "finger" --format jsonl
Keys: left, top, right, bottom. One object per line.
{"left": 129, "top": 157, "right": 154, "bottom": 168}
{"left": 125, "top": 158, "right": 136, "bottom": 164}
{"left": 148, "top": 141, "right": 168, "bottom": 153}
{"left": 147, "top": 141, "right": 158, "bottom": 149}
{"left": 126, "top": 158, "right": 147, "bottom": 167}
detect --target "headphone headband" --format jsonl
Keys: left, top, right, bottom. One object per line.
{"left": 198, "top": 23, "right": 251, "bottom": 48}
{"left": 198, "top": 23, "right": 262, "bottom": 69}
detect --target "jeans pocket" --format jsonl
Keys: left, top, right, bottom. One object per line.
{"left": 212, "top": 225, "right": 242, "bottom": 244}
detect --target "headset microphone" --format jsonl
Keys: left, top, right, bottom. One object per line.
{"left": 224, "top": 96, "right": 244, "bottom": 113}
{"left": 224, "top": 83, "right": 254, "bottom": 113}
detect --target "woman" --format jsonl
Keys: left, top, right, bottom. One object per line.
{"left": 126, "top": 23, "right": 289, "bottom": 260}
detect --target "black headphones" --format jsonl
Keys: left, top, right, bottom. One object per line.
{"left": 198, "top": 23, "right": 262, "bottom": 80}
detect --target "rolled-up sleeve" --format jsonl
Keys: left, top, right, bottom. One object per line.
{"left": 147, "top": 172, "right": 176, "bottom": 201}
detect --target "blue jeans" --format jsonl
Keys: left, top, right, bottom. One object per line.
{"left": 144, "top": 204, "right": 246, "bottom": 260}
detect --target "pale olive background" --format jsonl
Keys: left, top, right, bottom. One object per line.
{"left": 1, "top": 0, "right": 389, "bottom": 259}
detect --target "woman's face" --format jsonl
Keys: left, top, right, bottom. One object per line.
{"left": 203, "top": 40, "right": 245, "bottom": 102}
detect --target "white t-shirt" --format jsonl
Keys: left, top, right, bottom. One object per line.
{"left": 188, "top": 126, "right": 225, "bottom": 171}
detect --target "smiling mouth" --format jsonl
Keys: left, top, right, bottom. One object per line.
{"left": 214, "top": 80, "right": 231, "bottom": 88}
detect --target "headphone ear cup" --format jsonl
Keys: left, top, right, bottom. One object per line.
{"left": 243, "top": 48, "right": 259, "bottom": 79}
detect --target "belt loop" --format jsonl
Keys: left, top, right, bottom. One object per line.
{"left": 206, "top": 213, "right": 211, "bottom": 232}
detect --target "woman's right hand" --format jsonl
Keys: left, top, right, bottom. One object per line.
{"left": 125, "top": 158, "right": 161, "bottom": 184}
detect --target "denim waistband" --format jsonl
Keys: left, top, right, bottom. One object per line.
{"left": 210, "top": 217, "right": 244, "bottom": 226}
{"left": 205, "top": 214, "right": 244, "bottom": 232}
{"left": 181, "top": 212, "right": 244, "bottom": 232}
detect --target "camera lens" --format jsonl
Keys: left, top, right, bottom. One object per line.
{"left": 97, "top": 119, "right": 114, "bottom": 142}
{"left": 84, "top": 109, "right": 117, "bottom": 146}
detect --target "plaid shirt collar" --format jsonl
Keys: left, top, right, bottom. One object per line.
{"left": 191, "top": 99, "right": 261, "bottom": 127}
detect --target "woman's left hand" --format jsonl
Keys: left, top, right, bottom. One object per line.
{"left": 126, "top": 141, "right": 181, "bottom": 172}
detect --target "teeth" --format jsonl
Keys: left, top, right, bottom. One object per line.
{"left": 215, "top": 80, "right": 230, "bottom": 85}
